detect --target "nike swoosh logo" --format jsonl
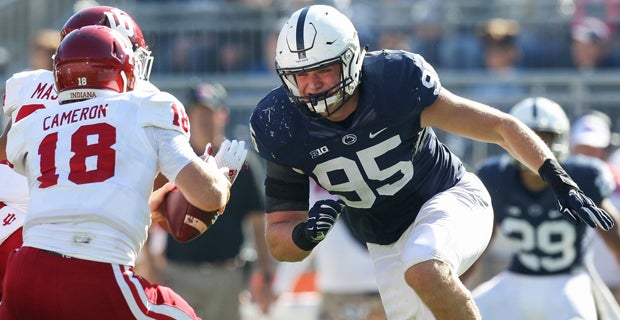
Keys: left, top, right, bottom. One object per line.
{"left": 369, "top": 127, "right": 387, "bottom": 139}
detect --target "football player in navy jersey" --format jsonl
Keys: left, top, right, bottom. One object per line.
{"left": 471, "top": 97, "right": 620, "bottom": 320}
{"left": 248, "top": 5, "right": 614, "bottom": 319}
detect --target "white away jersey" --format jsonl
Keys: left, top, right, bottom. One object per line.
{"left": 3, "top": 69, "right": 57, "bottom": 118}
{"left": 6, "top": 89, "right": 192, "bottom": 266}
{"left": 0, "top": 162, "right": 28, "bottom": 243}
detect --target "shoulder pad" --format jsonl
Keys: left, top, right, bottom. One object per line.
{"left": 249, "top": 87, "right": 300, "bottom": 160}
{"left": 135, "top": 79, "right": 160, "bottom": 93}
{"left": 136, "top": 91, "right": 190, "bottom": 137}
{"left": 4, "top": 70, "right": 57, "bottom": 118}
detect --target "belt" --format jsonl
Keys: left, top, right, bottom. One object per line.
{"left": 43, "top": 249, "right": 74, "bottom": 259}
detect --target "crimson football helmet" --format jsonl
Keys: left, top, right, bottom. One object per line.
{"left": 275, "top": 5, "right": 366, "bottom": 118}
{"left": 54, "top": 25, "right": 136, "bottom": 103}
{"left": 61, "top": 5, "right": 153, "bottom": 81}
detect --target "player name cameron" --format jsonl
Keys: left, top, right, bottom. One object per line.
{"left": 43, "top": 104, "right": 108, "bottom": 130}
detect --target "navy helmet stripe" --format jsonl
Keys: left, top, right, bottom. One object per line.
{"left": 296, "top": 6, "right": 309, "bottom": 59}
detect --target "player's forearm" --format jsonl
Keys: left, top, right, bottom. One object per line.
{"left": 175, "top": 159, "right": 230, "bottom": 212}
{"left": 266, "top": 216, "right": 312, "bottom": 262}
{"left": 499, "top": 116, "right": 552, "bottom": 173}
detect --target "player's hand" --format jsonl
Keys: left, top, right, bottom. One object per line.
{"left": 306, "top": 199, "right": 344, "bottom": 241}
{"left": 149, "top": 182, "right": 176, "bottom": 225}
{"left": 292, "top": 199, "right": 345, "bottom": 250}
{"left": 539, "top": 159, "right": 614, "bottom": 230}
{"left": 213, "top": 139, "right": 248, "bottom": 184}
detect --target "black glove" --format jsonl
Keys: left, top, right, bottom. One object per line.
{"left": 539, "top": 158, "right": 615, "bottom": 230}
{"left": 292, "top": 199, "right": 345, "bottom": 251}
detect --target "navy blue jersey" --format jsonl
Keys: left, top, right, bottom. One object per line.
{"left": 477, "top": 154, "right": 615, "bottom": 275}
{"left": 250, "top": 50, "right": 465, "bottom": 244}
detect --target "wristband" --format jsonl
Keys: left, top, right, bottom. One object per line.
{"left": 291, "top": 222, "right": 318, "bottom": 251}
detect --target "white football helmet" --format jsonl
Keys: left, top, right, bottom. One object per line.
{"left": 510, "top": 97, "right": 570, "bottom": 160}
{"left": 275, "top": 5, "right": 366, "bottom": 117}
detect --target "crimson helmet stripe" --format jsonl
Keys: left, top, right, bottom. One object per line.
{"left": 295, "top": 6, "right": 310, "bottom": 59}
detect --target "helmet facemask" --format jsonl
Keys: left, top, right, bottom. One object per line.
{"left": 133, "top": 46, "right": 153, "bottom": 81}
{"left": 277, "top": 46, "right": 362, "bottom": 118}
{"left": 275, "top": 5, "right": 365, "bottom": 118}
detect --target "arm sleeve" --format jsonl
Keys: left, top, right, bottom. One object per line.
{"left": 265, "top": 160, "right": 310, "bottom": 213}
{"left": 144, "top": 126, "right": 197, "bottom": 183}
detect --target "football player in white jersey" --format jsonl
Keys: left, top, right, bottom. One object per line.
{"left": 0, "top": 6, "right": 159, "bottom": 301}
{"left": 0, "top": 25, "right": 237, "bottom": 319}
{"left": 0, "top": 161, "right": 28, "bottom": 300}
{"left": 1, "top": 5, "right": 157, "bottom": 161}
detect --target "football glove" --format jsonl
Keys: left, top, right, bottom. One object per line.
{"left": 292, "top": 199, "right": 345, "bottom": 251}
{"left": 213, "top": 139, "right": 248, "bottom": 184}
{"left": 539, "top": 158, "right": 614, "bottom": 230}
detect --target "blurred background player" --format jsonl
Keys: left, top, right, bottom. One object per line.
{"left": 0, "top": 161, "right": 27, "bottom": 301}
{"left": 150, "top": 82, "right": 276, "bottom": 320}
{"left": 570, "top": 111, "right": 620, "bottom": 305}
{"left": 0, "top": 25, "right": 237, "bottom": 319}
{"left": 471, "top": 97, "right": 620, "bottom": 320}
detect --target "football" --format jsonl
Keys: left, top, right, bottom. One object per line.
{"left": 160, "top": 187, "right": 220, "bottom": 243}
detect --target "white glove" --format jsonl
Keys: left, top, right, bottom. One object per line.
{"left": 212, "top": 139, "right": 248, "bottom": 184}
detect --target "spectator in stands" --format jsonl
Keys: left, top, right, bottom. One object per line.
{"left": 425, "top": 0, "right": 482, "bottom": 70}
{"left": 468, "top": 18, "right": 526, "bottom": 110}
{"left": 409, "top": 21, "right": 443, "bottom": 67}
{"left": 250, "top": 28, "right": 279, "bottom": 74}
{"left": 377, "top": 28, "right": 411, "bottom": 51}
{"left": 445, "top": 18, "right": 526, "bottom": 164}
{"left": 573, "top": 0, "right": 620, "bottom": 35}
{"left": 571, "top": 17, "right": 617, "bottom": 70}
{"left": 157, "top": 82, "right": 276, "bottom": 320}
{"left": 28, "top": 29, "right": 60, "bottom": 70}
{"left": 213, "top": 40, "right": 252, "bottom": 73}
